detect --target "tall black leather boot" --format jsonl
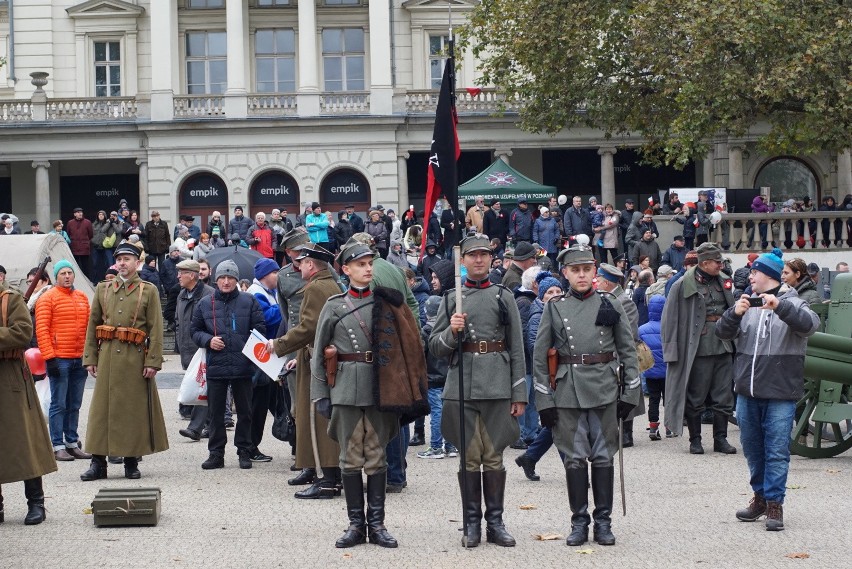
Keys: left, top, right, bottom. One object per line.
{"left": 365, "top": 470, "right": 398, "bottom": 548}
{"left": 335, "top": 472, "right": 366, "bottom": 548}
{"left": 0, "top": 485, "right": 5, "bottom": 523}
{"left": 23, "top": 478, "right": 46, "bottom": 525}
{"left": 713, "top": 413, "right": 737, "bottom": 454}
{"left": 565, "top": 467, "right": 590, "bottom": 546}
{"left": 458, "top": 470, "right": 482, "bottom": 547}
{"left": 295, "top": 467, "right": 340, "bottom": 499}
{"left": 124, "top": 456, "right": 141, "bottom": 479}
{"left": 482, "top": 469, "right": 516, "bottom": 547}
{"left": 80, "top": 454, "right": 108, "bottom": 481}
{"left": 591, "top": 466, "right": 615, "bottom": 545}
{"left": 621, "top": 420, "right": 634, "bottom": 448}
{"left": 686, "top": 413, "right": 704, "bottom": 454}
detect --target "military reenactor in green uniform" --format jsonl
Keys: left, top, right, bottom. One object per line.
{"left": 81, "top": 241, "right": 169, "bottom": 480}
{"left": 662, "top": 242, "right": 737, "bottom": 455}
{"left": 0, "top": 282, "right": 57, "bottom": 525}
{"left": 311, "top": 241, "right": 426, "bottom": 549}
{"left": 532, "top": 245, "right": 640, "bottom": 547}
{"left": 429, "top": 234, "right": 527, "bottom": 548}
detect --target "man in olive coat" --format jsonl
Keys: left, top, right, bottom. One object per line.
{"left": 532, "top": 245, "right": 640, "bottom": 547}
{"left": 81, "top": 241, "right": 169, "bottom": 481}
{"left": 0, "top": 283, "right": 57, "bottom": 525}
{"left": 429, "top": 234, "right": 527, "bottom": 548}
{"left": 662, "top": 242, "right": 737, "bottom": 455}
{"left": 263, "top": 242, "right": 342, "bottom": 498}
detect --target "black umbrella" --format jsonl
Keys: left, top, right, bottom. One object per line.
{"left": 204, "top": 245, "right": 265, "bottom": 281}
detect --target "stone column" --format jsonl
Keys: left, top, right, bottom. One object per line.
{"left": 297, "top": 0, "right": 320, "bottom": 116}
{"left": 369, "top": 1, "right": 392, "bottom": 114}
{"left": 598, "top": 147, "right": 617, "bottom": 207}
{"left": 150, "top": 0, "right": 177, "bottom": 121}
{"left": 494, "top": 148, "right": 513, "bottom": 165}
{"left": 396, "top": 152, "right": 410, "bottom": 213}
{"left": 32, "top": 161, "right": 51, "bottom": 227}
{"left": 838, "top": 149, "right": 852, "bottom": 197}
{"left": 728, "top": 145, "right": 744, "bottom": 189}
{"left": 224, "top": 0, "right": 248, "bottom": 118}
{"left": 703, "top": 147, "right": 715, "bottom": 187}
{"left": 137, "top": 159, "right": 149, "bottom": 217}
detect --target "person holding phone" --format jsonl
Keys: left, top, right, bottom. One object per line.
{"left": 716, "top": 249, "right": 818, "bottom": 531}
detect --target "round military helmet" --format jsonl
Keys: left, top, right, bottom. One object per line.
{"left": 557, "top": 244, "right": 595, "bottom": 267}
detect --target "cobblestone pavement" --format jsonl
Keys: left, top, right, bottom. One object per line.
{"left": 1, "top": 367, "right": 848, "bottom": 568}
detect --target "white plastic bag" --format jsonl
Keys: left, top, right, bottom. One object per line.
{"left": 34, "top": 378, "right": 51, "bottom": 418}
{"left": 178, "top": 348, "right": 208, "bottom": 406}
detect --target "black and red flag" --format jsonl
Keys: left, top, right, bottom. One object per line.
{"left": 421, "top": 54, "right": 460, "bottom": 256}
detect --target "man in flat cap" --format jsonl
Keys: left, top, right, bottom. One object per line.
{"left": 309, "top": 240, "right": 427, "bottom": 549}
{"left": 81, "top": 240, "right": 169, "bottom": 481}
{"left": 662, "top": 242, "right": 737, "bottom": 455}
{"left": 259, "top": 242, "right": 343, "bottom": 497}
{"left": 429, "top": 234, "right": 527, "bottom": 548}
{"left": 501, "top": 241, "right": 537, "bottom": 292}
{"left": 532, "top": 245, "right": 640, "bottom": 547}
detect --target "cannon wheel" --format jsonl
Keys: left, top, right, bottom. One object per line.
{"left": 789, "top": 380, "right": 852, "bottom": 459}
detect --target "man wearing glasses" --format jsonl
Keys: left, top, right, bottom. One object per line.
{"left": 661, "top": 242, "right": 737, "bottom": 456}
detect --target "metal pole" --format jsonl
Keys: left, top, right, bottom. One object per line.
{"left": 453, "top": 244, "right": 469, "bottom": 545}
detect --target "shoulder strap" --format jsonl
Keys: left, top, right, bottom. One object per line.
{"left": 130, "top": 282, "right": 145, "bottom": 328}
{"left": 343, "top": 295, "right": 371, "bottom": 339}
{"left": 1, "top": 291, "right": 10, "bottom": 328}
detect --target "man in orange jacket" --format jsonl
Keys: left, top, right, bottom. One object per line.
{"left": 35, "top": 260, "right": 92, "bottom": 462}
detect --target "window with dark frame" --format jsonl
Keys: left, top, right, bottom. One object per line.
{"left": 429, "top": 35, "right": 450, "bottom": 90}
{"left": 94, "top": 41, "right": 121, "bottom": 97}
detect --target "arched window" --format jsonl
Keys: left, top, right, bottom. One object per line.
{"left": 754, "top": 157, "right": 819, "bottom": 204}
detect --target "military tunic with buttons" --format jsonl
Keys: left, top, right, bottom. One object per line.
{"left": 609, "top": 285, "right": 646, "bottom": 420}
{"left": 429, "top": 281, "right": 527, "bottom": 471}
{"left": 311, "top": 290, "right": 399, "bottom": 474}
{"left": 276, "top": 262, "right": 305, "bottom": 409}
{"left": 82, "top": 274, "right": 169, "bottom": 457}
{"left": 532, "top": 290, "right": 639, "bottom": 467}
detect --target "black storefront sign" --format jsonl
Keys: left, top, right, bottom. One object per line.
{"left": 319, "top": 169, "right": 370, "bottom": 208}
{"left": 180, "top": 173, "right": 229, "bottom": 208}
{"left": 59, "top": 174, "right": 140, "bottom": 221}
{"left": 0, "top": 177, "right": 11, "bottom": 214}
{"left": 249, "top": 171, "right": 299, "bottom": 210}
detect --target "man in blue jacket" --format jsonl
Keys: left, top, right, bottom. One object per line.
{"left": 508, "top": 198, "right": 533, "bottom": 244}
{"left": 191, "top": 260, "right": 265, "bottom": 470}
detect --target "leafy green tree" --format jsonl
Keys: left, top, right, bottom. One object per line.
{"left": 462, "top": 0, "right": 852, "bottom": 167}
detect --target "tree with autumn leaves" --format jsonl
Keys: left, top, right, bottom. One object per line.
{"left": 461, "top": 0, "right": 851, "bottom": 168}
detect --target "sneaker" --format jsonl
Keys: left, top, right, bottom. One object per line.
{"left": 665, "top": 429, "right": 677, "bottom": 438}
{"left": 417, "top": 447, "right": 445, "bottom": 459}
{"left": 202, "top": 454, "right": 224, "bottom": 470}
{"left": 444, "top": 445, "right": 459, "bottom": 458}
{"left": 238, "top": 453, "right": 252, "bottom": 469}
{"left": 200, "top": 428, "right": 210, "bottom": 439}
{"left": 250, "top": 451, "right": 273, "bottom": 463}
{"left": 224, "top": 419, "right": 235, "bottom": 429}
{"left": 509, "top": 438, "right": 528, "bottom": 450}
{"left": 386, "top": 481, "right": 406, "bottom": 493}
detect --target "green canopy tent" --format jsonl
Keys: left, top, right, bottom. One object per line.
{"left": 458, "top": 157, "right": 557, "bottom": 207}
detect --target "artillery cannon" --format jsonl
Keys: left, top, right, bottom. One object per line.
{"left": 790, "top": 273, "right": 852, "bottom": 458}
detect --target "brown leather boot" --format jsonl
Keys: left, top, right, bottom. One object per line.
{"left": 66, "top": 447, "right": 92, "bottom": 460}
{"left": 765, "top": 501, "right": 784, "bottom": 531}
{"left": 735, "top": 493, "right": 767, "bottom": 521}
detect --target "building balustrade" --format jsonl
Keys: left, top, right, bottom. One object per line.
{"left": 247, "top": 94, "right": 298, "bottom": 117}
{"left": 0, "top": 101, "right": 33, "bottom": 122}
{"left": 46, "top": 97, "right": 138, "bottom": 121}
{"left": 319, "top": 91, "right": 369, "bottom": 114}
{"left": 173, "top": 95, "right": 226, "bottom": 118}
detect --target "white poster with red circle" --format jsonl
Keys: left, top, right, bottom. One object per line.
{"left": 242, "top": 329, "right": 285, "bottom": 381}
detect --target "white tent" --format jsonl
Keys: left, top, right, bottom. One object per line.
{"left": 0, "top": 234, "right": 96, "bottom": 301}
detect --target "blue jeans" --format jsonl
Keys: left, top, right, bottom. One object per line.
{"left": 47, "top": 358, "right": 88, "bottom": 450}
{"left": 386, "top": 424, "right": 409, "bottom": 486}
{"left": 427, "top": 387, "right": 444, "bottom": 448}
{"left": 737, "top": 396, "right": 796, "bottom": 503}
{"left": 519, "top": 374, "right": 540, "bottom": 441}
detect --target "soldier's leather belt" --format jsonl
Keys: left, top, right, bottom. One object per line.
{"left": 705, "top": 315, "right": 722, "bottom": 322}
{"left": 337, "top": 351, "right": 373, "bottom": 363}
{"left": 0, "top": 348, "right": 24, "bottom": 360}
{"left": 559, "top": 352, "right": 616, "bottom": 365}
{"left": 461, "top": 340, "right": 506, "bottom": 354}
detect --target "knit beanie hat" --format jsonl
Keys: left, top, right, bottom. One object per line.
{"left": 53, "top": 259, "right": 74, "bottom": 278}
{"left": 431, "top": 260, "right": 455, "bottom": 292}
{"left": 216, "top": 260, "right": 240, "bottom": 281}
{"left": 535, "top": 271, "right": 562, "bottom": 300}
{"left": 683, "top": 250, "right": 698, "bottom": 267}
{"left": 751, "top": 248, "right": 784, "bottom": 282}
{"left": 253, "top": 258, "right": 279, "bottom": 280}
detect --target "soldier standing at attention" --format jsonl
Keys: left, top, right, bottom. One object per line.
{"left": 662, "top": 242, "right": 737, "bottom": 455}
{"left": 81, "top": 241, "right": 169, "bottom": 481}
{"left": 429, "top": 234, "right": 527, "bottom": 548}
{"left": 532, "top": 245, "right": 640, "bottom": 547}
{"left": 310, "top": 241, "right": 426, "bottom": 549}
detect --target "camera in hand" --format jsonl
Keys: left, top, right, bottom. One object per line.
{"left": 747, "top": 297, "right": 765, "bottom": 308}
